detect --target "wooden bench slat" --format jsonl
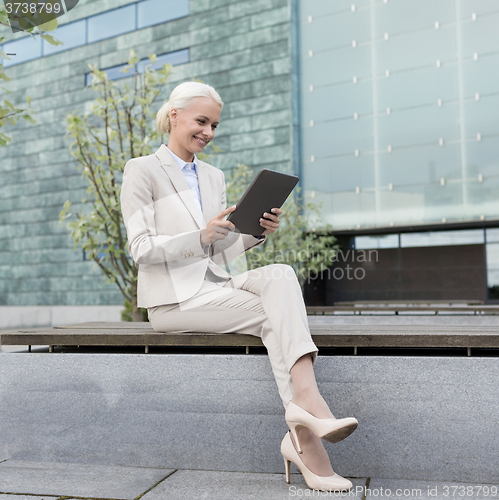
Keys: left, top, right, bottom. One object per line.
{"left": 334, "top": 300, "right": 484, "bottom": 305}
{"left": 3, "top": 323, "right": 499, "bottom": 348}
{"left": 306, "top": 306, "right": 499, "bottom": 313}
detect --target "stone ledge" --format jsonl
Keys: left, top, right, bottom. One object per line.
{"left": 1, "top": 354, "right": 497, "bottom": 483}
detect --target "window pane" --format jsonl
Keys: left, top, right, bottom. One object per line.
{"left": 43, "top": 19, "right": 86, "bottom": 55}
{"left": 376, "top": 28, "right": 457, "bottom": 73}
{"left": 301, "top": 8, "right": 370, "bottom": 50}
{"left": 85, "top": 63, "right": 135, "bottom": 85}
{"left": 302, "top": 116, "right": 374, "bottom": 159}
{"left": 301, "top": 80, "right": 373, "bottom": 123}
{"left": 90, "top": 49, "right": 191, "bottom": 85}
{"left": 318, "top": 190, "right": 376, "bottom": 228}
{"left": 88, "top": 4, "right": 136, "bottom": 44}
{"left": 377, "top": 144, "right": 460, "bottom": 188}
{"left": 460, "top": 10, "right": 499, "bottom": 54}
{"left": 2, "top": 36, "right": 42, "bottom": 67}
{"left": 378, "top": 105, "right": 461, "bottom": 150}
{"left": 377, "top": 65, "right": 459, "bottom": 110}
{"left": 356, "top": 234, "right": 399, "bottom": 249}
{"left": 462, "top": 53, "right": 499, "bottom": 97}
{"left": 303, "top": 155, "right": 374, "bottom": 194}
{"left": 486, "top": 244, "right": 499, "bottom": 286}
{"left": 463, "top": 95, "right": 499, "bottom": 137}
{"left": 486, "top": 229, "right": 499, "bottom": 243}
{"left": 375, "top": 0, "right": 455, "bottom": 36}
{"left": 300, "top": 0, "right": 360, "bottom": 20}
{"left": 138, "top": 0, "right": 189, "bottom": 29}
{"left": 301, "top": 45, "right": 371, "bottom": 89}
{"left": 107, "top": 63, "right": 136, "bottom": 81}
{"left": 137, "top": 49, "right": 190, "bottom": 73}
{"left": 401, "top": 230, "right": 484, "bottom": 248}
{"left": 459, "top": 0, "right": 499, "bottom": 17}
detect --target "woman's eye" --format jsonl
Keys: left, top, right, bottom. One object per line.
{"left": 197, "top": 120, "right": 205, "bottom": 124}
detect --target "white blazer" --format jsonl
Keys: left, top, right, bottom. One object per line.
{"left": 120, "top": 144, "right": 265, "bottom": 308}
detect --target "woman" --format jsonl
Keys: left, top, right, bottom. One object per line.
{"left": 120, "top": 81, "right": 358, "bottom": 491}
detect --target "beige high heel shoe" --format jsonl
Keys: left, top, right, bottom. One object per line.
{"left": 285, "top": 401, "right": 358, "bottom": 454}
{"left": 281, "top": 431, "right": 353, "bottom": 491}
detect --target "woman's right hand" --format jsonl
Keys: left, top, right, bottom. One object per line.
{"left": 200, "top": 205, "right": 237, "bottom": 246}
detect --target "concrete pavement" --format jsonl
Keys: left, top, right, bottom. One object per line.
{"left": 0, "top": 459, "right": 496, "bottom": 499}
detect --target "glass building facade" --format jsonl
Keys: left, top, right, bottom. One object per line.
{"left": 298, "top": 0, "right": 499, "bottom": 231}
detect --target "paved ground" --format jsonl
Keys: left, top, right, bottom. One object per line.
{"left": 0, "top": 459, "right": 496, "bottom": 499}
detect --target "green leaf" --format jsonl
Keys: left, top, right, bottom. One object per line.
{"left": 0, "top": 10, "right": 10, "bottom": 26}
{"left": 40, "top": 33, "right": 62, "bottom": 46}
{"left": 22, "top": 115, "right": 36, "bottom": 124}
{"left": 38, "top": 18, "right": 59, "bottom": 33}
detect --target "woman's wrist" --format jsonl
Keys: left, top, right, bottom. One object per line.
{"left": 200, "top": 228, "right": 214, "bottom": 247}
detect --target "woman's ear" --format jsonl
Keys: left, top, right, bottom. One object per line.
{"left": 169, "top": 108, "right": 178, "bottom": 127}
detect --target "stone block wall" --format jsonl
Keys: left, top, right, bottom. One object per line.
{"left": 0, "top": 0, "right": 294, "bottom": 308}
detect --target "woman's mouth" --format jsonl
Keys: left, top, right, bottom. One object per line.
{"left": 194, "top": 136, "right": 209, "bottom": 146}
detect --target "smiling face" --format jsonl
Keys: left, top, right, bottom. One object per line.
{"left": 167, "top": 96, "right": 221, "bottom": 162}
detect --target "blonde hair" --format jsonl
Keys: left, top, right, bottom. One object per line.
{"left": 156, "top": 81, "right": 224, "bottom": 134}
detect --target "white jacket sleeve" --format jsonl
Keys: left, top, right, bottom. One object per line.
{"left": 120, "top": 158, "right": 206, "bottom": 265}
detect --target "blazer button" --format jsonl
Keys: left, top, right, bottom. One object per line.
{"left": 189, "top": 252, "right": 194, "bottom": 256}
{"left": 181, "top": 254, "right": 185, "bottom": 258}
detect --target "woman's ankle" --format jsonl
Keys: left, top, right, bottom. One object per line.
{"left": 291, "top": 393, "right": 334, "bottom": 419}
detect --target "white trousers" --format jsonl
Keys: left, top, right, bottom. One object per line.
{"left": 148, "top": 264, "right": 318, "bottom": 408}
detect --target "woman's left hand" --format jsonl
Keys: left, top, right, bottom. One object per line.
{"left": 260, "top": 208, "right": 282, "bottom": 236}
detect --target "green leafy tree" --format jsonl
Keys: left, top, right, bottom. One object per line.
{"left": 225, "top": 163, "right": 338, "bottom": 289}
{"left": 0, "top": 6, "right": 62, "bottom": 145}
{"left": 60, "top": 50, "right": 171, "bottom": 321}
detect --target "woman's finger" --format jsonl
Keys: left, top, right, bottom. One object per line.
{"left": 217, "top": 205, "right": 237, "bottom": 219}
{"left": 260, "top": 218, "right": 278, "bottom": 229}
{"left": 263, "top": 212, "right": 280, "bottom": 224}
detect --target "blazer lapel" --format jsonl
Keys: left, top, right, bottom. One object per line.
{"left": 155, "top": 144, "right": 204, "bottom": 229}
{"left": 197, "top": 161, "right": 216, "bottom": 225}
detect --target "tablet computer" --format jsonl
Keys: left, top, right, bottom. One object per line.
{"left": 227, "top": 168, "right": 299, "bottom": 235}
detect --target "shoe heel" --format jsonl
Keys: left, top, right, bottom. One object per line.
{"left": 284, "top": 458, "right": 291, "bottom": 484}
{"left": 288, "top": 422, "right": 303, "bottom": 454}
